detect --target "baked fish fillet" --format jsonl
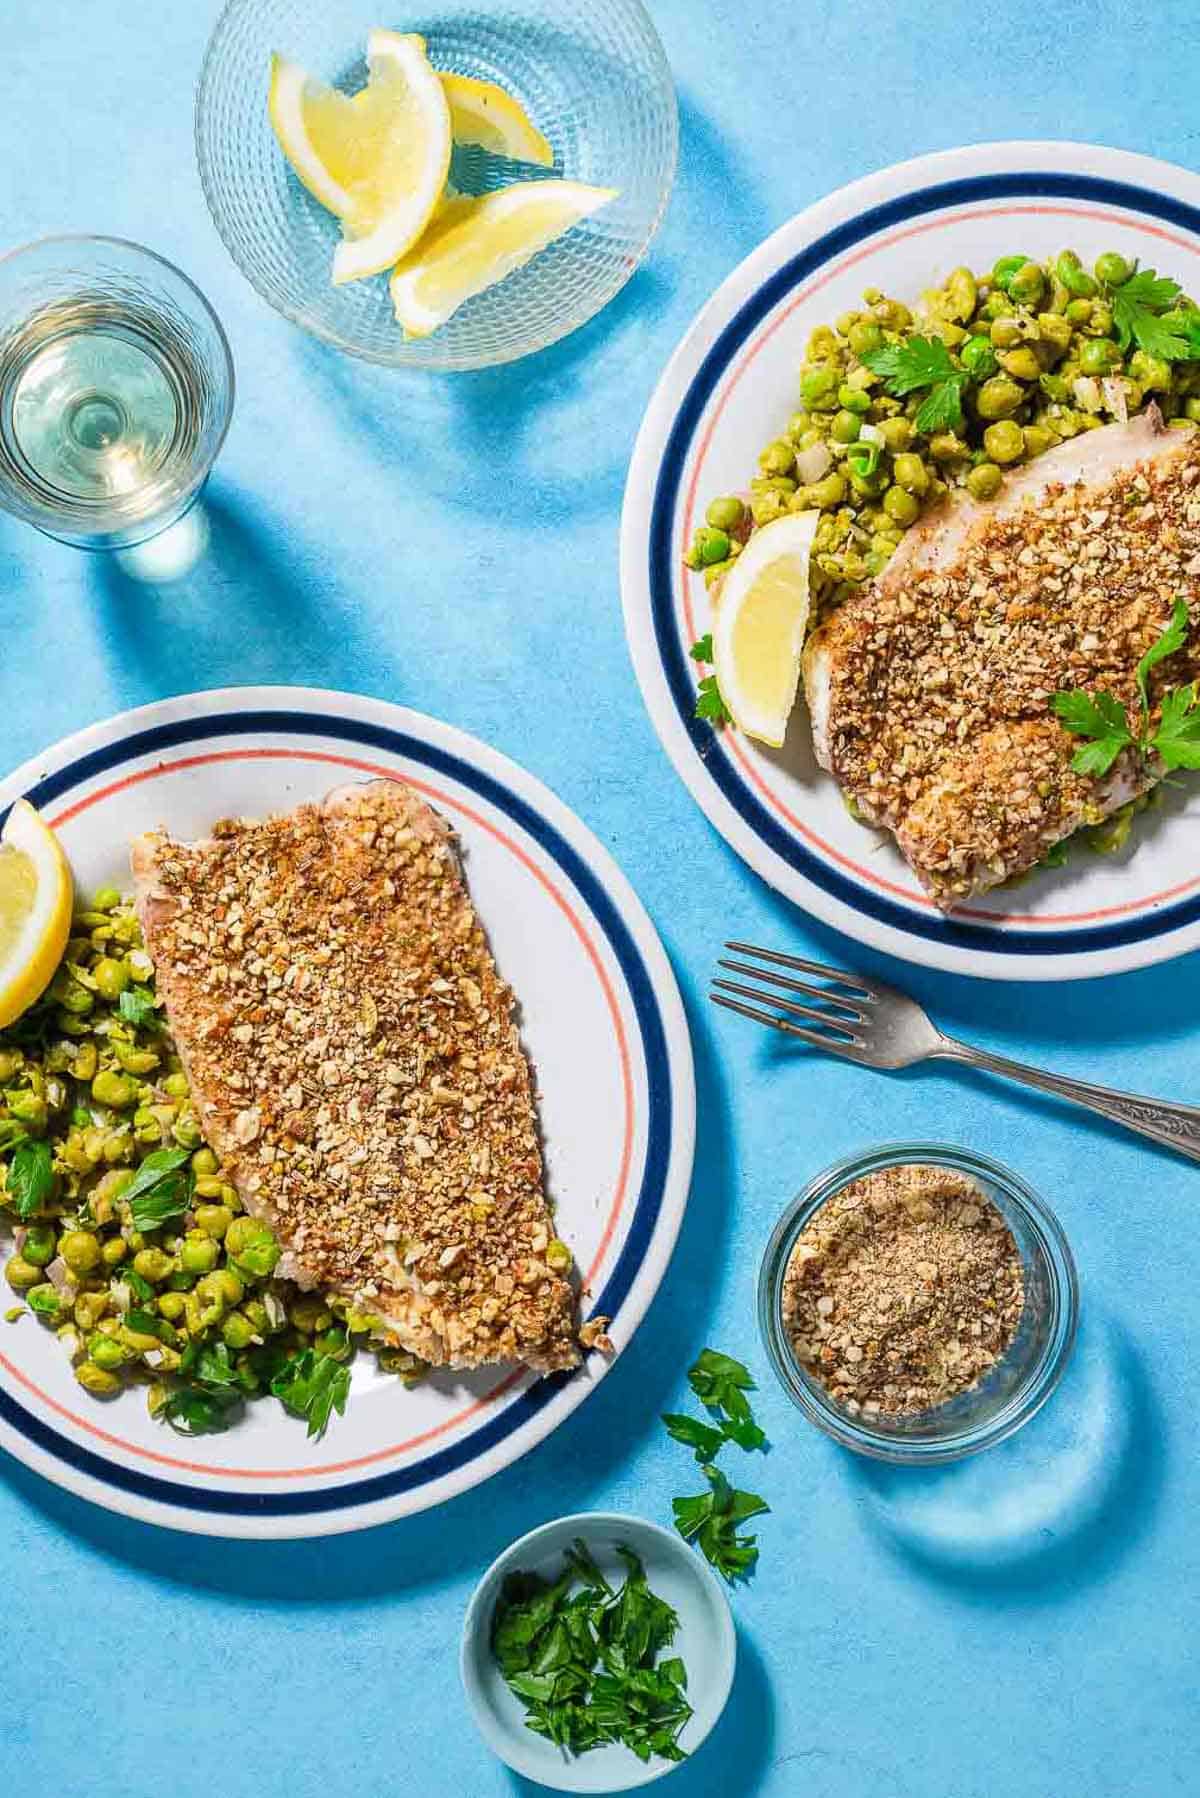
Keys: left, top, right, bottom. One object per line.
{"left": 131, "top": 780, "right": 580, "bottom": 1373}
{"left": 803, "top": 410, "right": 1200, "bottom": 906}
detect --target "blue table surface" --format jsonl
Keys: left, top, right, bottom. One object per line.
{"left": 3, "top": 2, "right": 1199, "bottom": 1793}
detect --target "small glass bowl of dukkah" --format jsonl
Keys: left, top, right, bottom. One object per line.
{"left": 758, "top": 1144, "right": 1079, "bottom": 1464}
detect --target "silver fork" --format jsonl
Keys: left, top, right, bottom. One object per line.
{"left": 712, "top": 940, "right": 1200, "bottom": 1164}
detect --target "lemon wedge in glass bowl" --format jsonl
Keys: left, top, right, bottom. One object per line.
{"left": 0, "top": 800, "right": 73, "bottom": 1030}
{"left": 711, "top": 511, "right": 819, "bottom": 748}
{"left": 440, "top": 73, "right": 553, "bottom": 165}
{"left": 390, "top": 179, "right": 617, "bottom": 337}
{"left": 268, "top": 29, "right": 452, "bottom": 284}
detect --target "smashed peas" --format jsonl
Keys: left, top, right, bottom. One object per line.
{"left": 687, "top": 247, "right": 1200, "bottom": 619}
{"left": 0, "top": 896, "right": 424, "bottom": 1436}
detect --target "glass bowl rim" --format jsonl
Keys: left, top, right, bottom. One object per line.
{"left": 757, "top": 1140, "right": 1080, "bottom": 1465}
{"left": 193, "top": 0, "right": 679, "bottom": 371}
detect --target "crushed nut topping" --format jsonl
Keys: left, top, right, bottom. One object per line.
{"left": 132, "top": 780, "right": 581, "bottom": 1372}
{"left": 782, "top": 1164, "right": 1025, "bottom": 1417}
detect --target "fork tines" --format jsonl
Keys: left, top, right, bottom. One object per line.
{"left": 709, "top": 940, "right": 871, "bottom": 1053}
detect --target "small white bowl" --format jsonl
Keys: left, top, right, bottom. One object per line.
{"left": 460, "top": 1511, "right": 736, "bottom": 1791}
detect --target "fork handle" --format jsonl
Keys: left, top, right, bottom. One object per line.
{"left": 938, "top": 1041, "right": 1200, "bottom": 1164}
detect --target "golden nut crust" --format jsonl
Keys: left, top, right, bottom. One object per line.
{"left": 131, "top": 779, "right": 580, "bottom": 1373}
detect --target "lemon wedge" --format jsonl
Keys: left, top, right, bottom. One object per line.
{"left": 440, "top": 73, "right": 553, "bottom": 165}
{"left": 711, "top": 512, "right": 820, "bottom": 747}
{"left": 0, "top": 800, "right": 73, "bottom": 1029}
{"left": 389, "top": 179, "right": 617, "bottom": 336}
{"left": 268, "top": 30, "right": 452, "bottom": 285}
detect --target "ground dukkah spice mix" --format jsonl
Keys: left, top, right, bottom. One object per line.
{"left": 782, "top": 1163, "right": 1025, "bottom": 1419}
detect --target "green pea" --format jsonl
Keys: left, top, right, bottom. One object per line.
{"left": 199, "top": 1267, "right": 244, "bottom": 1309}
{"left": 90, "top": 887, "right": 121, "bottom": 913}
{"left": 846, "top": 318, "right": 884, "bottom": 357}
{"left": 1079, "top": 338, "right": 1118, "bottom": 376}
{"left": 759, "top": 439, "right": 795, "bottom": 478}
{"left": 222, "top": 1312, "right": 258, "bottom": 1351}
{"left": 983, "top": 420, "right": 1025, "bottom": 465}
{"left": 881, "top": 485, "right": 920, "bottom": 526}
{"left": 132, "top": 1247, "right": 174, "bottom": 1284}
{"left": 1063, "top": 298, "right": 1093, "bottom": 326}
{"left": 960, "top": 335, "right": 998, "bottom": 379}
{"left": 176, "top": 1231, "right": 217, "bottom": 1276}
{"left": 171, "top": 1112, "right": 203, "bottom": 1150}
{"left": 873, "top": 416, "right": 909, "bottom": 451}
{"left": 8, "top": 1092, "right": 47, "bottom": 1131}
{"left": 101, "top": 1237, "right": 127, "bottom": 1269}
{"left": 991, "top": 254, "right": 1029, "bottom": 292}
{"left": 162, "top": 1072, "right": 189, "bottom": 1100}
{"left": 1094, "top": 251, "right": 1133, "bottom": 288}
{"left": 838, "top": 384, "right": 871, "bottom": 415}
{"left": 76, "top": 1361, "right": 122, "bottom": 1397}
{"left": 800, "top": 365, "right": 839, "bottom": 411}
{"left": 1183, "top": 397, "right": 1200, "bottom": 422}
{"left": 1036, "top": 312, "right": 1073, "bottom": 355}
{"left": 830, "top": 409, "right": 861, "bottom": 444}
{"left": 1130, "top": 349, "right": 1172, "bottom": 393}
{"left": 73, "top": 1041, "right": 98, "bottom": 1082}
{"left": 975, "top": 376, "right": 1024, "bottom": 420}
{"left": 892, "top": 452, "right": 929, "bottom": 494}
{"left": 943, "top": 266, "right": 977, "bottom": 322}
{"left": 22, "top": 1224, "right": 56, "bottom": 1268}
{"left": 1008, "top": 262, "right": 1046, "bottom": 307}
{"left": 114, "top": 1042, "right": 159, "bottom": 1076}
{"left": 1023, "top": 423, "right": 1058, "bottom": 457}
{"left": 290, "top": 1293, "right": 332, "bottom": 1334}
{"left": 998, "top": 346, "right": 1042, "bottom": 382}
{"left": 73, "top": 1291, "right": 109, "bottom": 1331}
{"left": 60, "top": 1229, "right": 101, "bottom": 1274}
{"left": 0, "top": 1050, "right": 23, "bottom": 1083}
{"left": 1040, "top": 372, "right": 1072, "bottom": 403}
{"left": 91, "top": 957, "right": 130, "bottom": 1002}
{"left": 5, "top": 1256, "right": 40, "bottom": 1292}
{"left": 705, "top": 495, "right": 745, "bottom": 533}
{"left": 807, "top": 471, "right": 847, "bottom": 510}
{"left": 1056, "top": 251, "right": 1097, "bottom": 297}
{"left": 193, "top": 1203, "right": 233, "bottom": 1240}
{"left": 928, "top": 433, "right": 967, "bottom": 462}
{"left": 91, "top": 1069, "right": 137, "bottom": 1110}
{"left": 88, "top": 1333, "right": 127, "bottom": 1371}
{"left": 27, "top": 1283, "right": 64, "bottom": 1320}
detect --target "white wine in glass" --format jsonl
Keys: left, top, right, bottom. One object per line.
{"left": 0, "top": 237, "right": 234, "bottom": 551}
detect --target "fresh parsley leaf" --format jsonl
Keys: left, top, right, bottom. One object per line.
{"left": 672, "top": 1462, "right": 769, "bottom": 1582}
{"left": 1109, "top": 267, "right": 1200, "bottom": 362}
{"left": 1040, "top": 839, "right": 1071, "bottom": 870}
{"left": 1151, "top": 681, "right": 1200, "bottom": 770}
{"left": 861, "top": 334, "right": 969, "bottom": 433}
{"left": 1136, "top": 597, "right": 1190, "bottom": 716}
{"left": 1051, "top": 688, "right": 1133, "bottom": 777}
{"left": 491, "top": 1545, "right": 693, "bottom": 1764}
{"left": 162, "top": 1381, "right": 243, "bottom": 1435}
{"left": 126, "top": 1307, "right": 173, "bottom": 1342}
{"left": 118, "top": 986, "right": 161, "bottom": 1031}
{"left": 5, "top": 1139, "right": 53, "bottom": 1219}
{"left": 687, "top": 1347, "right": 767, "bottom": 1450}
{"left": 694, "top": 674, "right": 731, "bottom": 725}
{"left": 689, "top": 634, "right": 713, "bottom": 663}
{"left": 270, "top": 1347, "right": 351, "bottom": 1440}
{"left": 661, "top": 1412, "right": 727, "bottom": 1463}
{"left": 123, "top": 1146, "right": 193, "bottom": 1232}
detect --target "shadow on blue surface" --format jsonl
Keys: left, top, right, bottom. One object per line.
{"left": 86, "top": 488, "right": 405, "bottom": 701}
{"left": 846, "top": 1313, "right": 1163, "bottom": 1606}
{"left": 288, "top": 94, "right": 762, "bottom": 532}
{"left": 0, "top": 984, "right": 737, "bottom": 1604}
{"left": 717, "top": 862, "right": 1200, "bottom": 1156}
{"left": 505, "top": 1628, "right": 774, "bottom": 1798}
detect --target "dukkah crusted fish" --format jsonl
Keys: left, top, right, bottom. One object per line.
{"left": 803, "top": 410, "right": 1200, "bottom": 906}
{"left": 131, "top": 780, "right": 581, "bottom": 1372}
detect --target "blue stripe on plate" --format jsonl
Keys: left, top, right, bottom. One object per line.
{"left": 649, "top": 170, "right": 1200, "bottom": 955}
{"left": 0, "top": 709, "right": 673, "bottom": 1517}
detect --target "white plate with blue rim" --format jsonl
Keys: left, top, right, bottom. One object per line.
{"left": 620, "top": 141, "right": 1200, "bottom": 981}
{"left": 0, "top": 688, "right": 694, "bottom": 1537}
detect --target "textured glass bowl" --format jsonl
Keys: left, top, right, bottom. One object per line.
{"left": 758, "top": 1143, "right": 1079, "bottom": 1465}
{"left": 196, "top": 0, "right": 677, "bottom": 370}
